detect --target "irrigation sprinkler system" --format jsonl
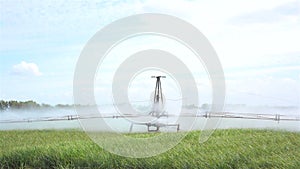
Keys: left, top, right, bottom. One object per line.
{"left": 1, "top": 112, "right": 299, "bottom": 124}
{"left": 1, "top": 76, "right": 299, "bottom": 132}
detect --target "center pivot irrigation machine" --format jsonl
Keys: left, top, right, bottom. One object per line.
{"left": 2, "top": 77, "right": 299, "bottom": 132}
{"left": 129, "top": 76, "right": 180, "bottom": 132}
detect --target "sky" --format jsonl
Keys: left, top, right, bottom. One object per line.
{"left": 0, "top": 0, "right": 300, "bottom": 107}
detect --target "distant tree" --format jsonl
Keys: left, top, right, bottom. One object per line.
{"left": 184, "top": 104, "right": 199, "bottom": 109}
{"left": 8, "top": 100, "right": 21, "bottom": 109}
{"left": 41, "top": 103, "right": 52, "bottom": 108}
{"left": 0, "top": 100, "right": 76, "bottom": 111}
{"left": 55, "top": 104, "right": 72, "bottom": 108}
{"left": 0, "top": 100, "right": 9, "bottom": 110}
{"left": 21, "top": 100, "right": 40, "bottom": 109}
{"left": 201, "top": 103, "right": 209, "bottom": 110}
{"left": 0, "top": 100, "right": 41, "bottom": 110}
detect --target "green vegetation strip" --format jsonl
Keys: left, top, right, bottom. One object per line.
{"left": 0, "top": 129, "right": 299, "bottom": 169}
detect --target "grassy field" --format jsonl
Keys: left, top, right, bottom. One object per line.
{"left": 0, "top": 129, "right": 299, "bottom": 169}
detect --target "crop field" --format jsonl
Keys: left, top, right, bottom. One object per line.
{"left": 0, "top": 129, "right": 299, "bottom": 169}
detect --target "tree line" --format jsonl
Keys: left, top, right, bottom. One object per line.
{"left": 0, "top": 100, "right": 74, "bottom": 111}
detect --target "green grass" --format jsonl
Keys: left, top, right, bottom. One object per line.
{"left": 0, "top": 129, "right": 299, "bottom": 169}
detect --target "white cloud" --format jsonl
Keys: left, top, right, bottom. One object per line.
{"left": 12, "top": 61, "right": 42, "bottom": 76}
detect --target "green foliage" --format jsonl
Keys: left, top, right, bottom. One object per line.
{"left": 0, "top": 129, "right": 299, "bottom": 168}
{"left": 0, "top": 100, "right": 41, "bottom": 110}
{"left": 0, "top": 100, "right": 9, "bottom": 110}
{"left": 0, "top": 100, "right": 91, "bottom": 111}
{"left": 55, "top": 104, "right": 73, "bottom": 108}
